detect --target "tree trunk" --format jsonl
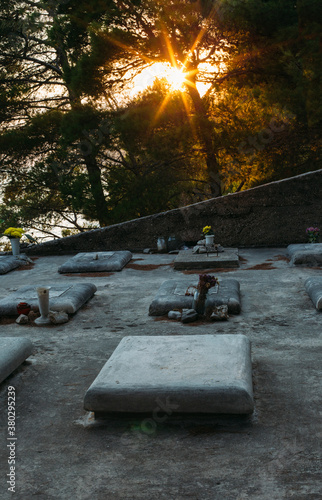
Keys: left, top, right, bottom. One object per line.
{"left": 83, "top": 154, "right": 109, "bottom": 226}
{"left": 186, "top": 82, "right": 222, "bottom": 197}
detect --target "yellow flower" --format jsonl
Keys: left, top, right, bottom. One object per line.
{"left": 202, "top": 225, "right": 212, "bottom": 235}
{"left": 3, "top": 227, "right": 25, "bottom": 239}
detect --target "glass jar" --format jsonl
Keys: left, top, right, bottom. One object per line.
{"left": 167, "top": 235, "right": 178, "bottom": 252}
{"left": 157, "top": 237, "right": 167, "bottom": 252}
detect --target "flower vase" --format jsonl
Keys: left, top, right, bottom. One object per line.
{"left": 10, "top": 238, "right": 20, "bottom": 256}
{"left": 157, "top": 237, "right": 167, "bottom": 253}
{"left": 35, "top": 287, "right": 51, "bottom": 325}
{"left": 205, "top": 234, "right": 214, "bottom": 246}
{"left": 192, "top": 291, "right": 207, "bottom": 315}
{"left": 167, "top": 235, "right": 177, "bottom": 252}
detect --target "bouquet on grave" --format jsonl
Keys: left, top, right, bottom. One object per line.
{"left": 306, "top": 226, "right": 320, "bottom": 243}
{"left": 197, "top": 274, "right": 219, "bottom": 297}
{"left": 3, "top": 227, "right": 25, "bottom": 240}
{"left": 186, "top": 274, "right": 219, "bottom": 297}
{"left": 2, "top": 227, "right": 37, "bottom": 243}
{"left": 185, "top": 274, "right": 220, "bottom": 315}
{"left": 202, "top": 225, "right": 214, "bottom": 236}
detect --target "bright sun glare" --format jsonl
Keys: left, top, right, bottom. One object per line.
{"left": 131, "top": 62, "right": 210, "bottom": 98}
{"left": 131, "top": 62, "right": 186, "bottom": 96}
{"left": 164, "top": 65, "right": 186, "bottom": 90}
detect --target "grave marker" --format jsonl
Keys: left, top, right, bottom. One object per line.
{"left": 0, "top": 255, "right": 30, "bottom": 275}
{"left": 149, "top": 278, "right": 241, "bottom": 316}
{"left": 84, "top": 334, "right": 254, "bottom": 416}
{"left": 0, "top": 283, "right": 97, "bottom": 315}
{"left": 0, "top": 338, "right": 33, "bottom": 384}
{"left": 287, "top": 244, "right": 322, "bottom": 266}
{"left": 305, "top": 277, "right": 322, "bottom": 310}
{"left": 174, "top": 248, "right": 239, "bottom": 270}
{"left": 58, "top": 251, "right": 132, "bottom": 273}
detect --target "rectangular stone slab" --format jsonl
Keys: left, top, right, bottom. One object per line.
{"left": 84, "top": 334, "right": 254, "bottom": 415}
{"left": 305, "top": 277, "right": 322, "bottom": 310}
{"left": 58, "top": 251, "right": 132, "bottom": 273}
{"left": 287, "top": 243, "right": 322, "bottom": 266}
{"left": 149, "top": 278, "right": 241, "bottom": 316}
{"left": 0, "top": 283, "right": 97, "bottom": 315}
{"left": 0, "top": 338, "right": 33, "bottom": 384}
{"left": 174, "top": 248, "right": 239, "bottom": 270}
{"left": 0, "top": 255, "right": 29, "bottom": 275}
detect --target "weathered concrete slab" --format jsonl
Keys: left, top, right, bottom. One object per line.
{"left": 0, "top": 283, "right": 97, "bottom": 315}
{"left": 84, "top": 334, "right": 254, "bottom": 415}
{"left": 174, "top": 248, "right": 239, "bottom": 270}
{"left": 0, "top": 255, "right": 29, "bottom": 275}
{"left": 58, "top": 251, "right": 132, "bottom": 273}
{"left": 0, "top": 337, "right": 33, "bottom": 384}
{"left": 287, "top": 243, "right": 322, "bottom": 266}
{"left": 149, "top": 278, "right": 241, "bottom": 316}
{"left": 305, "top": 277, "right": 322, "bottom": 310}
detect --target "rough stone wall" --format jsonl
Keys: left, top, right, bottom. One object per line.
{"left": 25, "top": 169, "right": 322, "bottom": 255}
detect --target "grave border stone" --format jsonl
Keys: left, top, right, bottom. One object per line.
{"left": 174, "top": 248, "right": 239, "bottom": 270}
{"left": 58, "top": 251, "right": 132, "bottom": 273}
{"left": 0, "top": 255, "right": 30, "bottom": 275}
{"left": 149, "top": 278, "right": 241, "bottom": 316}
{"left": 0, "top": 283, "right": 97, "bottom": 315}
{"left": 305, "top": 277, "right": 322, "bottom": 310}
{"left": 287, "top": 243, "right": 322, "bottom": 266}
{"left": 84, "top": 334, "right": 254, "bottom": 416}
{"left": 0, "top": 337, "right": 33, "bottom": 384}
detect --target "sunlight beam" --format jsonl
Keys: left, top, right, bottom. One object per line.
{"left": 179, "top": 91, "right": 199, "bottom": 143}
{"left": 153, "top": 91, "right": 174, "bottom": 124}
{"left": 161, "top": 24, "right": 178, "bottom": 69}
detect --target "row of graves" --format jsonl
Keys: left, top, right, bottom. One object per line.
{"left": 1, "top": 239, "right": 322, "bottom": 421}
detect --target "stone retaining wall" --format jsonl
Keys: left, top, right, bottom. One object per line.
{"left": 25, "top": 169, "right": 322, "bottom": 255}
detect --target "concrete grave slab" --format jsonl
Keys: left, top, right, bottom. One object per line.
{"left": 305, "top": 277, "right": 322, "bottom": 310}
{"left": 149, "top": 278, "right": 241, "bottom": 316}
{"left": 84, "top": 334, "right": 254, "bottom": 415}
{"left": 0, "top": 337, "right": 33, "bottom": 384}
{"left": 287, "top": 243, "right": 322, "bottom": 266}
{"left": 174, "top": 248, "right": 239, "bottom": 270}
{"left": 0, "top": 283, "right": 97, "bottom": 316}
{"left": 58, "top": 251, "right": 132, "bottom": 273}
{"left": 0, "top": 255, "right": 29, "bottom": 275}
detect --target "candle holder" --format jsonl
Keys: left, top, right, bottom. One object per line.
{"left": 17, "top": 302, "right": 31, "bottom": 316}
{"left": 35, "top": 287, "right": 51, "bottom": 325}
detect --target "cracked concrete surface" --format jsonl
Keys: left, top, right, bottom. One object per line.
{"left": 0, "top": 248, "right": 321, "bottom": 500}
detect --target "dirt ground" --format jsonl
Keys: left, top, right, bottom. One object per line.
{"left": 0, "top": 248, "right": 321, "bottom": 500}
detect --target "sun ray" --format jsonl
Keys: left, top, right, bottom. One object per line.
{"left": 179, "top": 91, "right": 199, "bottom": 143}
{"left": 152, "top": 91, "right": 174, "bottom": 125}
{"left": 104, "top": 13, "right": 217, "bottom": 137}
{"left": 161, "top": 25, "right": 178, "bottom": 69}
{"left": 165, "top": 66, "right": 186, "bottom": 90}
{"left": 185, "top": 25, "right": 208, "bottom": 65}
{"left": 182, "top": 6, "right": 218, "bottom": 73}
